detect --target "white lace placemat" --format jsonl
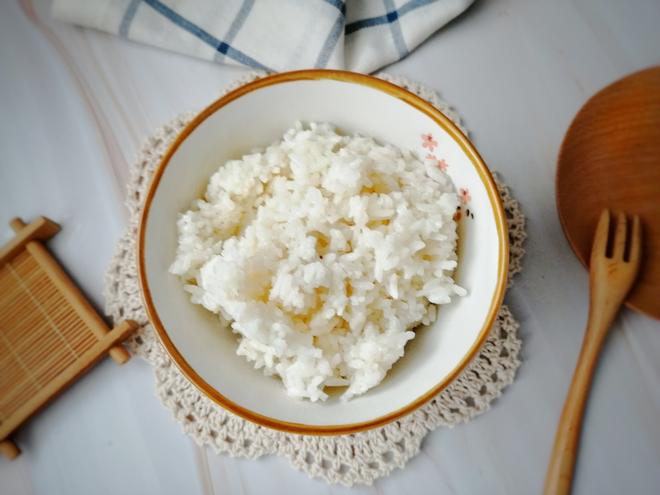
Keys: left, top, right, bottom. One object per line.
{"left": 105, "top": 72, "right": 526, "bottom": 487}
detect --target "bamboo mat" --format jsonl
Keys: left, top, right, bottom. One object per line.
{"left": 0, "top": 217, "right": 136, "bottom": 460}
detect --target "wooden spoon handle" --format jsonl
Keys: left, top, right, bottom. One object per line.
{"left": 543, "top": 309, "right": 614, "bottom": 495}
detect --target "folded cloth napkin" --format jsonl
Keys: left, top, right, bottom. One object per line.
{"left": 52, "top": 0, "right": 474, "bottom": 73}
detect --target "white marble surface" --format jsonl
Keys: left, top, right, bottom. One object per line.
{"left": 1, "top": 0, "right": 659, "bottom": 493}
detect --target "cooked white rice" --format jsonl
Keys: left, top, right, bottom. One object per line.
{"left": 170, "top": 122, "right": 464, "bottom": 402}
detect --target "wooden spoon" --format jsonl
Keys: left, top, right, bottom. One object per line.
{"left": 544, "top": 210, "right": 642, "bottom": 494}
{"left": 556, "top": 66, "right": 660, "bottom": 320}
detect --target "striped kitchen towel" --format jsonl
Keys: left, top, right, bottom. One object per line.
{"left": 52, "top": 0, "right": 474, "bottom": 73}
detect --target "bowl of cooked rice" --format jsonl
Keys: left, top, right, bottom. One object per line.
{"left": 138, "top": 70, "right": 508, "bottom": 434}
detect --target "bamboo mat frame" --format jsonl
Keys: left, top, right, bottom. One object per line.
{"left": 0, "top": 217, "right": 136, "bottom": 460}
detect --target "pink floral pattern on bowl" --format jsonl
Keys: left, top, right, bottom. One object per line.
{"left": 458, "top": 187, "right": 471, "bottom": 204}
{"left": 421, "top": 133, "right": 438, "bottom": 151}
{"left": 426, "top": 154, "right": 448, "bottom": 172}
{"left": 420, "top": 133, "right": 474, "bottom": 220}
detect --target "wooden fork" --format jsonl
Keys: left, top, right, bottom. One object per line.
{"left": 544, "top": 209, "right": 642, "bottom": 495}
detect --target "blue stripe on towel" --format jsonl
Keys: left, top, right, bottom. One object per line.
{"left": 383, "top": 0, "right": 408, "bottom": 57}
{"left": 119, "top": 0, "right": 143, "bottom": 37}
{"left": 214, "top": 0, "right": 255, "bottom": 63}
{"left": 346, "top": 0, "right": 434, "bottom": 35}
{"left": 143, "top": 0, "right": 272, "bottom": 71}
{"left": 323, "top": 0, "right": 346, "bottom": 15}
{"left": 315, "top": 5, "right": 345, "bottom": 67}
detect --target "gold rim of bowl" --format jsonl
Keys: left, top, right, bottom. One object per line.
{"left": 137, "top": 69, "right": 510, "bottom": 435}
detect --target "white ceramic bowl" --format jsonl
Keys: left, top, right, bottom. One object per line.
{"left": 138, "top": 70, "right": 508, "bottom": 435}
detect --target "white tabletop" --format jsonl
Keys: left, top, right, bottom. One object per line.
{"left": 1, "top": 1, "right": 659, "bottom": 494}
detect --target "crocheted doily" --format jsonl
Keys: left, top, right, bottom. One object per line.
{"left": 105, "top": 72, "right": 526, "bottom": 486}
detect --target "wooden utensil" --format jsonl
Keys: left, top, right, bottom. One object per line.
{"left": 0, "top": 216, "right": 137, "bottom": 460}
{"left": 556, "top": 66, "right": 660, "bottom": 320}
{"left": 544, "top": 209, "right": 642, "bottom": 495}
